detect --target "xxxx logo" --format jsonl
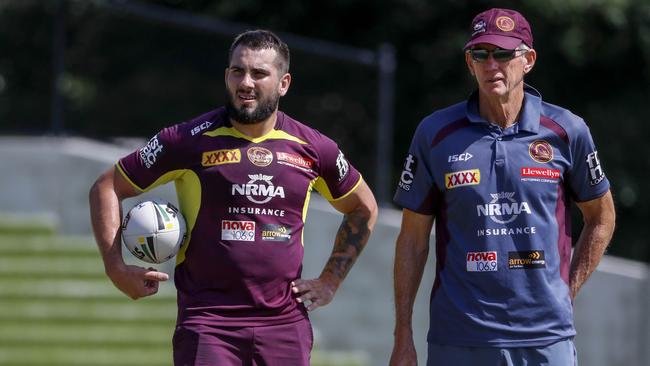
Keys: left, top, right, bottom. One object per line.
{"left": 445, "top": 169, "right": 480, "bottom": 189}
{"left": 202, "top": 149, "right": 241, "bottom": 167}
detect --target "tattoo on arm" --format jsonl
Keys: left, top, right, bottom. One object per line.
{"left": 323, "top": 210, "right": 371, "bottom": 281}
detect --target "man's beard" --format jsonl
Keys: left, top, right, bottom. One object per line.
{"left": 225, "top": 89, "right": 281, "bottom": 125}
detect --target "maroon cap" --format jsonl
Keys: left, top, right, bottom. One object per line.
{"left": 464, "top": 8, "right": 533, "bottom": 50}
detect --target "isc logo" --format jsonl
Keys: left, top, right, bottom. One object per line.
{"left": 191, "top": 121, "right": 213, "bottom": 136}
{"left": 448, "top": 152, "right": 473, "bottom": 163}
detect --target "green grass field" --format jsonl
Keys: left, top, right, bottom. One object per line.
{"left": 0, "top": 233, "right": 175, "bottom": 366}
{"left": 0, "top": 229, "right": 367, "bottom": 366}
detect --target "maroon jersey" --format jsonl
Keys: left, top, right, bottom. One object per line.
{"left": 117, "top": 108, "right": 361, "bottom": 327}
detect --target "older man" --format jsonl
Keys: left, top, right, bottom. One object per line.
{"left": 390, "top": 8, "right": 615, "bottom": 366}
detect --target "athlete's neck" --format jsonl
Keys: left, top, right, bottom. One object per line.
{"left": 478, "top": 87, "right": 524, "bottom": 129}
{"left": 230, "top": 111, "right": 278, "bottom": 138}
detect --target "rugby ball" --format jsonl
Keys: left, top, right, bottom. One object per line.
{"left": 121, "top": 200, "right": 187, "bottom": 264}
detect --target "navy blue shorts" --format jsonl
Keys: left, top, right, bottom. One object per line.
{"left": 173, "top": 318, "right": 313, "bottom": 366}
{"left": 427, "top": 338, "right": 578, "bottom": 366}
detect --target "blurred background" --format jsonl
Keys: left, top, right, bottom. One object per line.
{"left": 0, "top": 0, "right": 648, "bottom": 365}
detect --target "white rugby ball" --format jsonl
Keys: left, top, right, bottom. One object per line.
{"left": 121, "top": 200, "right": 187, "bottom": 264}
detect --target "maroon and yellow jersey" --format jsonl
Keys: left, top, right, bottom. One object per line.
{"left": 117, "top": 108, "right": 362, "bottom": 327}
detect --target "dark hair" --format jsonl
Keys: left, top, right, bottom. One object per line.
{"left": 228, "top": 30, "right": 290, "bottom": 74}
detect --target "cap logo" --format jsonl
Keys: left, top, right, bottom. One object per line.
{"left": 495, "top": 16, "right": 515, "bottom": 32}
{"left": 472, "top": 20, "right": 487, "bottom": 36}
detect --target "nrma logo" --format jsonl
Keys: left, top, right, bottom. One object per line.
{"left": 476, "top": 192, "right": 531, "bottom": 224}
{"left": 232, "top": 174, "right": 285, "bottom": 204}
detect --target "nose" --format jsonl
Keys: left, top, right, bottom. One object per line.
{"left": 483, "top": 55, "right": 500, "bottom": 70}
{"left": 240, "top": 72, "right": 254, "bottom": 89}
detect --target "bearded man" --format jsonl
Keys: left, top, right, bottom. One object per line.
{"left": 90, "top": 29, "right": 378, "bottom": 366}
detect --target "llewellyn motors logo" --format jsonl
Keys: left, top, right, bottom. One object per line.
{"left": 521, "top": 167, "right": 560, "bottom": 179}
{"left": 276, "top": 152, "right": 314, "bottom": 171}
{"left": 520, "top": 167, "right": 561, "bottom": 184}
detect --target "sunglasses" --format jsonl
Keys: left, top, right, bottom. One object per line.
{"left": 469, "top": 48, "right": 528, "bottom": 63}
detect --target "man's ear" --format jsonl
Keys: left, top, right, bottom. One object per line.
{"left": 465, "top": 52, "right": 476, "bottom": 76}
{"left": 278, "top": 73, "right": 291, "bottom": 96}
{"left": 523, "top": 49, "right": 537, "bottom": 74}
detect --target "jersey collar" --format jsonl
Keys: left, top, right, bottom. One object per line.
{"left": 465, "top": 84, "right": 542, "bottom": 134}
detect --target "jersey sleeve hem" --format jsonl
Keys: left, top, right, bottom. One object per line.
{"left": 393, "top": 199, "right": 435, "bottom": 216}
{"left": 328, "top": 175, "right": 363, "bottom": 202}
{"left": 573, "top": 184, "right": 610, "bottom": 203}
{"left": 116, "top": 162, "right": 145, "bottom": 193}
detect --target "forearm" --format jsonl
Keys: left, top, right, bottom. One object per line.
{"left": 569, "top": 191, "right": 616, "bottom": 299}
{"left": 393, "top": 234, "right": 429, "bottom": 337}
{"left": 569, "top": 219, "right": 614, "bottom": 299}
{"left": 319, "top": 205, "right": 375, "bottom": 288}
{"left": 291, "top": 181, "right": 377, "bottom": 311}
{"left": 89, "top": 174, "right": 126, "bottom": 272}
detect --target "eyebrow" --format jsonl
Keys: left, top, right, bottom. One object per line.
{"left": 228, "top": 65, "right": 272, "bottom": 74}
